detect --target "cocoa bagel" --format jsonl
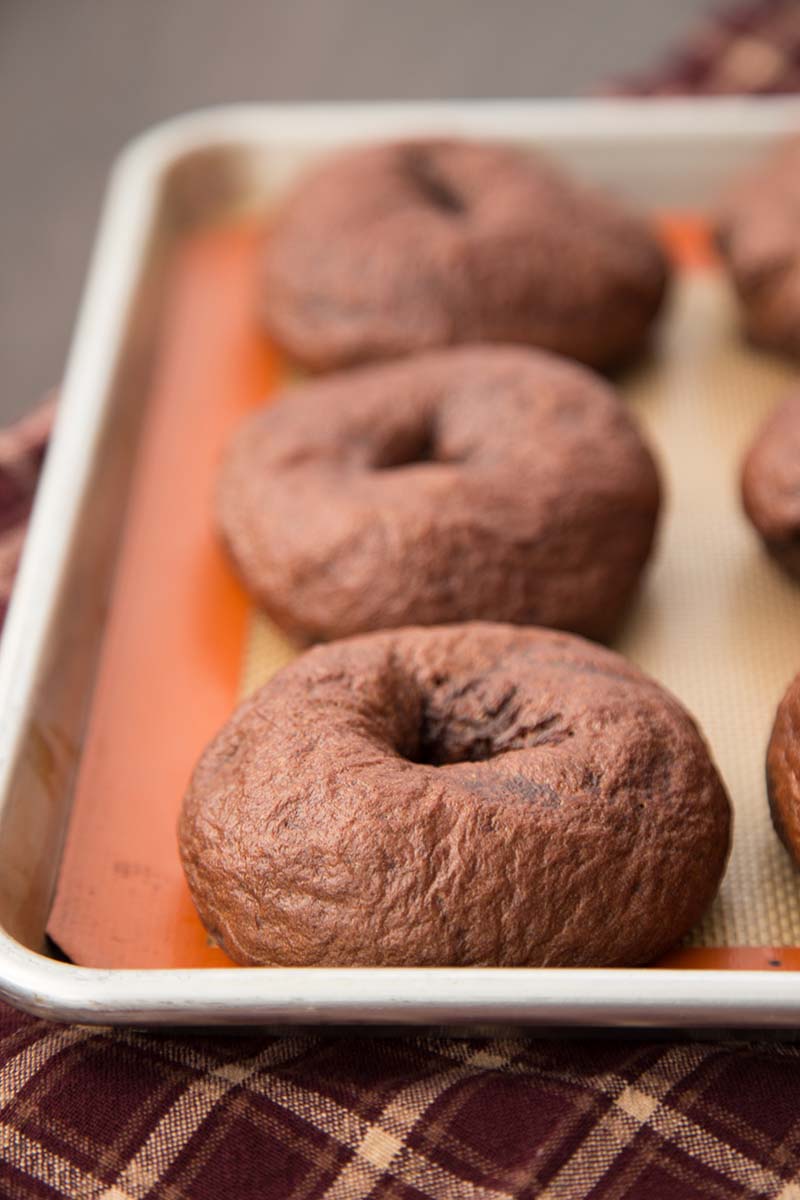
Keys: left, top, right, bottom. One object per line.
{"left": 717, "top": 137, "right": 800, "bottom": 357}
{"left": 741, "top": 390, "right": 800, "bottom": 579}
{"left": 179, "top": 623, "right": 732, "bottom": 968}
{"left": 767, "top": 671, "right": 800, "bottom": 864}
{"left": 262, "top": 137, "right": 669, "bottom": 371}
{"left": 217, "top": 346, "right": 661, "bottom": 642}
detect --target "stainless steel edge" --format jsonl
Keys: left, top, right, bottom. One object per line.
{"left": 0, "top": 147, "right": 156, "bottom": 777}
{"left": 2, "top": 99, "right": 800, "bottom": 1026}
{"left": 1, "top": 929, "right": 800, "bottom": 1028}
{"left": 111, "top": 96, "right": 800, "bottom": 210}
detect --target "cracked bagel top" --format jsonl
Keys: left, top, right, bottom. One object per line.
{"left": 179, "top": 622, "right": 731, "bottom": 968}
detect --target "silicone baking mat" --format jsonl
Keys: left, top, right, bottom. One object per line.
{"left": 46, "top": 215, "right": 800, "bottom": 970}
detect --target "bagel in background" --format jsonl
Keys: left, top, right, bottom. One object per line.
{"left": 262, "top": 137, "right": 669, "bottom": 372}
{"left": 741, "top": 389, "right": 800, "bottom": 579}
{"left": 217, "top": 345, "right": 661, "bottom": 643}
{"left": 717, "top": 136, "right": 800, "bottom": 359}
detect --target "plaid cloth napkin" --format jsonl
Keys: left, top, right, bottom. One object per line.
{"left": 612, "top": 0, "right": 800, "bottom": 95}
{"left": 6, "top": 3, "right": 800, "bottom": 1196}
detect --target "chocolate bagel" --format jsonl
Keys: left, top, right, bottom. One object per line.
{"left": 767, "top": 672, "right": 800, "bottom": 864}
{"left": 717, "top": 137, "right": 800, "bottom": 357}
{"left": 741, "top": 390, "right": 800, "bottom": 578}
{"left": 262, "top": 137, "right": 669, "bottom": 371}
{"left": 179, "top": 623, "right": 732, "bottom": 968}
{"left": 218, "top": 345, "right": 661, "bottom": 642}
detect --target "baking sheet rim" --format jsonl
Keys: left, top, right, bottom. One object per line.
{"left": 4, "top": 99, "right": 800, "bottom": 1025}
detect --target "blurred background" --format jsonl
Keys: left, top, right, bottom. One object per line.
{"left": 0, "top": 0, "right": 722, "bottom": 420}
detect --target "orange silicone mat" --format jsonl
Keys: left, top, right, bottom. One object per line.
{"left": 48, "top": 221, "right": 277, "bottom": 968}
{"left": 46, "top": 214, "right": 800, "bottom": 972}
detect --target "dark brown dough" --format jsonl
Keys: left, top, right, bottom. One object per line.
{"left": 217, "top": 345, "right": 661, "bottom": 642}
{"left": 768, "top": 672, "right": 800, "bottom": 864}
{"left": 179, "top": 623, "right": 732, "bottom": 968}
{"left": 262, "top": 138, "right": 669, "bottom": 371}
{"left": 717, "top": 137, "right": 800, "bottom": 357}
{"left": 741, "top": 391, "right": 800, "bottom": 578}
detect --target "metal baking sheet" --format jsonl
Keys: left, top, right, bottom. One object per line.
{"left": 3, "top": 100, "right": 800, "bottom": 1026}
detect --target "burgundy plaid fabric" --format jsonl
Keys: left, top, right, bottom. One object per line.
{"left": 0, "top": 401, "right": 54, "bottom": 630}
{"left": 612, "top": 0, "right": 800, "bottom": 96}
{"left": 5, "top": 3, "right": 800, "bottom": 1196}
{"left": 4, "top": 1007, "right": 800, "bottom": 1198}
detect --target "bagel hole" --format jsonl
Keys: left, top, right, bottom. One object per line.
{"left": 373, "top": 425, "right": 437, "bottom": 469}
{"left": 412, "top": 729, "right": 506, "bottom": 766}
{"left": 407, "top": 692, "right": 572, "bottom": 767}
{"left": 405, "top": 149, "right": 465, "bottom": 216}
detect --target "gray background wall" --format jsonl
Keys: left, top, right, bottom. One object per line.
{"left": 0, "top": 0, "right": 713, "bottom": 420}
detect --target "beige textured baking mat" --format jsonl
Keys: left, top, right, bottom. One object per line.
{"left": 238, "top": 270, "right": 800, "bottom": 950}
